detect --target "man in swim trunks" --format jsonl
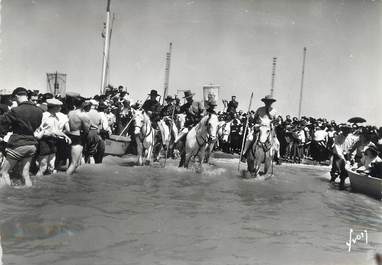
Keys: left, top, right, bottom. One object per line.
{"left": 66, "top": 99, "right": 90, "bottom": 175}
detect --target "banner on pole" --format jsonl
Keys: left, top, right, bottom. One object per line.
{"left": 202, "top": 84, "right": 220, "bottom": 109}
{"left": 47, "top": 73, "right": 67, "bottom": 96}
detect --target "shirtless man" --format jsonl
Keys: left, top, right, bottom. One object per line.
{"left": 66, "top": 99, "right": 90, "bottom": 175}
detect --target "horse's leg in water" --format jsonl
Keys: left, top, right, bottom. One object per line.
{"left": 183, "top": 151, "right": 193, "bottom": 168}
{"left": 263, "top": 152, "right": 272, "bottom": 175}
{"left": 254, "top": 148, "right": 263, "bottom": 176}
{"left": 246, "top": 147, "right": 255, "bottom": 175}
{"left": 145, "top": 133, "right": 154, "bottom": 165}
{"left": 203, "top": 143, "right": 210, "bottom": 163}
{"left": 196, "top": 147, "right": 206, "bottom": 172}
{"left": 135, "top": 136, "right": 143, "bottom": 166}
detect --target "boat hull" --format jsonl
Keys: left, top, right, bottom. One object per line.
{"left": 105, "top": 135, "right": 130, "bottom": 156}
{"left": 347, "top": 170, "right": 382, "bottom": 200}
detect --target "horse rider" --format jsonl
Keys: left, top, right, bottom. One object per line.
{"left": 241, "top": 95, "right": 278, "bottom": 161}
{"left": 174, "top": 95, "right": 181, "bottom": 114}
{"left": 174, "top": 90, "right": 204, "bottom": 143}
{"left": 205, "top": 98, "right": 218, "bottom": 115}
{"left": 158, "top": 95, "right": 178, "bottom": 147}
{"left": 142, "top": 89, "right": 162, "bottom": 127}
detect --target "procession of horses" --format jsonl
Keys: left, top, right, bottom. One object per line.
{"left": 129, "top": 90, "right": 278, "bottom": 178}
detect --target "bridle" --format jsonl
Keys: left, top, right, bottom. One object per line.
{"left": 134, "top": 114, "right": 153, "bottom": 141}
{"left": 254, "top": 125, "right": 272, "bottom": 153}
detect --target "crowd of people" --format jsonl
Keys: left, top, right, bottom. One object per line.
{"left": 0, "top": 85, "right": 380, "bottom": 190}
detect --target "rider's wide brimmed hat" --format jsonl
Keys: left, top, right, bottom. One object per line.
{"left": 261, "top": 95, "right": 276, "bottom": 103}
{"left": 183, "top": 90, "right": 195, "bottom": 99}
{"left": 148, "top": 89, "right": 159, "bottom": 97}
{"left": 165, "top": 95, "right": 174, "bottom": 101}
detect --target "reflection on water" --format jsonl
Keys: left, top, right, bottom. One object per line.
{"left": 0, "top": 155, "right": 381, "bottom": 265}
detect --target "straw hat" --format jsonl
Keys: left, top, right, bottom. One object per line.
{"left": 261, "top": 95, "right": 276, "bottom": 103}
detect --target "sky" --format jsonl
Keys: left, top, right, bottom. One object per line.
{"left": 0, "top": 0, "right": 381, "bottom": 125}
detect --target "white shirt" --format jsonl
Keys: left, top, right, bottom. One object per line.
{"left": 254, "top": 106, "right": 277, "bottom": 127}
{"left": 314, "top": 129, "right": 328, "bottom": 142}
{"left": 34, "top": 111, "right": 60, "bottom": 139}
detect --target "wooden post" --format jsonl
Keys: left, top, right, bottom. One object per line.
{"left": 100, "top": 0, "right": 111, "bottom": 94}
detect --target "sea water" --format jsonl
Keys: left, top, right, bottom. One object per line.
{"left": 0, "top": 155, "right": 381, "bottom": 265}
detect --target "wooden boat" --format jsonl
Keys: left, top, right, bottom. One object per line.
{"left": 347, "top": 170, "right": 382, "bottom": 200}
{"left": 104, "top": 135, "right": 131, "bottom": 156}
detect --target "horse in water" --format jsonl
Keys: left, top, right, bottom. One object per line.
{"left": 179, "top": 113, "right": 219, "bottom": 169}
{"left": 132, "top": 110, "right": 155, "bottom": 166}
{"left": 204, "top": 120, "right": 231, "bottom": 163}
{"left": 246, "top": 125, "right": 276, "bottom": 177}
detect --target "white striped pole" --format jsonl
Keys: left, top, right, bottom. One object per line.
{"left": 270, "top": 57, "right": 277, "bottom": 97}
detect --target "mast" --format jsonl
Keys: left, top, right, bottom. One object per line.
{"left": 100, "top": 0, "right": 111, "bottom": 95}
{"left": 298, "top": 47, "right": 307, "bottom": 118}
{"left": 54, "top": 71, "right": 58, "bottom": 96}
{"left": 106, "top": 13, "right": 115, "bottom": 87}
{"left": 270, "top": 57, "right": 277, "bottom": 97}
{"left": 162, "top": 42, "right": 173, "bottom": 104}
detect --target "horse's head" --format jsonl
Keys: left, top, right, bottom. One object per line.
{"left": 258, "top": 125, "right": 271, "bottom": 143}
{"left": 206, "top": 113, "right": 219, "bottom": 142}
{"left": 176, "top": 113, "right": 186, "bottom": 129}
{"left": 132, "top": 109, "right": 145, "bottom": 135}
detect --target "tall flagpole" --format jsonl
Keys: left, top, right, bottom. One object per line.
{"left": 298, "top": 47, "right": 307, "bottom": 118}
{"left": 106, "top": 13, "right": 115, "bottom": 87}
{"left": 162, "top": 42, "right": 173, "bottom": 104}
{"left": 270, "top": 57, "right": 277, "bottom": 96}
{"left": 238, "top": 91, "right": 254, "bottom": 172}
{"left": 100, "top": 0, "right": 111, "bottom": 95}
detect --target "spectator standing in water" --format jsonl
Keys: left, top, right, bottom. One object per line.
{"left": 66, "top": 99, "right": 90, "bottom": 175}
{"left": 0, "top": 87, "right": 43, "bottom": 187}
{"left": 34, "top": 98, "right": 71, "bottom": 176}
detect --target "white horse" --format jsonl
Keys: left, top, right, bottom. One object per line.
{"left": 203, "top": 120, "right": 231, "bottom": 163}
{"left": 132, "top": 110, "right": 155, "bottom": 166}
{"left": 175, "top": 113, "right": 186, "bottom": 132}
{"left": 179, "top": 113, "right": 219, "bottom": 169}
{"left": 246, "top": 125, "right": 277, "bottom": 177}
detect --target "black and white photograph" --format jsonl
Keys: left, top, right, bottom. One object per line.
{"left": 0, "top": 0, "right": 381, "bottom": 264}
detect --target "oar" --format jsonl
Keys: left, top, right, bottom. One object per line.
{"left": 238, "top": 91, "right": 254, "bottom": 172}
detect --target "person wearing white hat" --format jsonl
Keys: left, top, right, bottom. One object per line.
{"left": 34, "top": 98, "right": 71, "bottom": 176}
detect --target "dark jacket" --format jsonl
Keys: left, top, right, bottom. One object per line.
{"left": 180, "top": 101, "right": 204, "bottom": 128}
{"left": 0, "top": 101, "right": 43, "bottom": 148}
{"left": 142, "top": 99, "right": 161, "bottom": 122}
{"left": 160, "top": 104, "right": 176, "bottom": 117}
{"left": 227, "top": 100, "right": 238, "bottom": 113}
